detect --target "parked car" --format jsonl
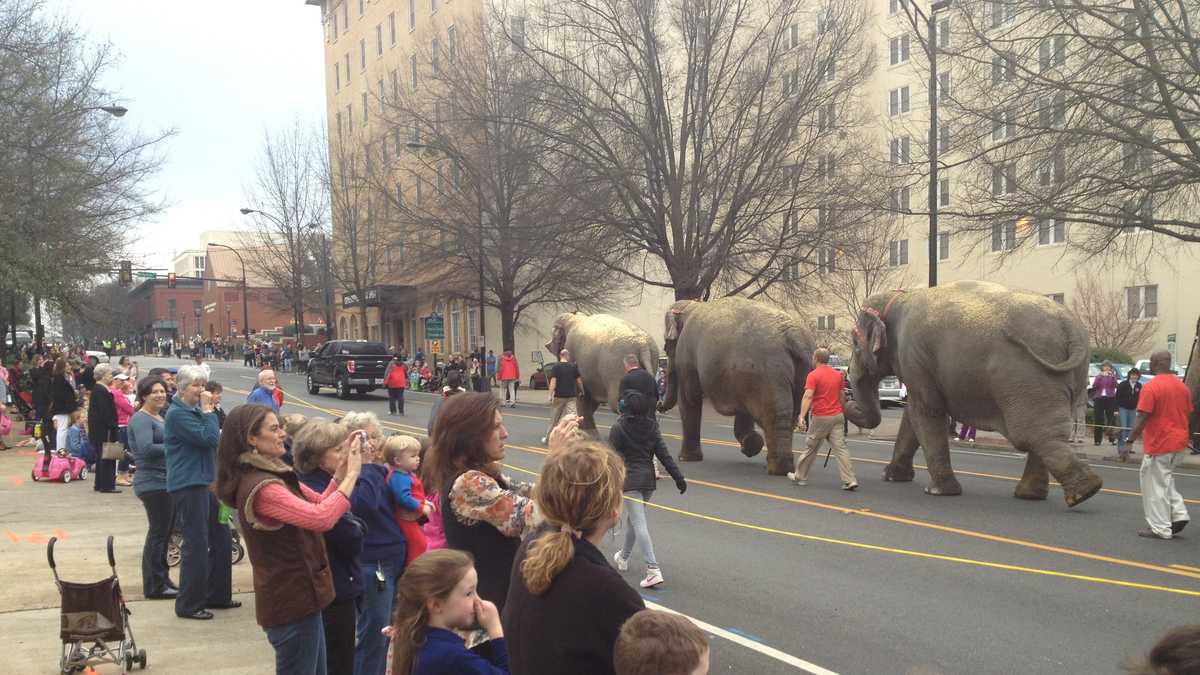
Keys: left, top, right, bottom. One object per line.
{"left": 84, "top": 350, "right": 109, "bottom": 366}
{"left": 305, "top": 340, "right": 391, "bottom": 399}
{"left": 529, "top": 362, "right": 555, "bottom": 390}
{"left": 879, "top": 376, "right": 906, "bottom": 407}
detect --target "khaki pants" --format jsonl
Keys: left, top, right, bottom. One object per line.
{"left": 547, "top": 397, "right": 577, "bottom": 438}
{"left": 1140, "top": 450, "right": 1190, "bottom": 538}
{"left": 793, "top": 414, "right": 857, "bottom": 484}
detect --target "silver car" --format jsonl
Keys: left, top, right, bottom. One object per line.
{"left": 879, "top": 376, "right": 906, "bottom": 407}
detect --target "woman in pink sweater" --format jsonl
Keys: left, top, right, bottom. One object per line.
{"left": 111, "top": 374, "right": 136, "bottom": 486}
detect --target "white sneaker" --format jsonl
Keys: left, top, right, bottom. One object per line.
{"left": 842, "top": 481, "right": 859, "bottom": 491}
{"left": 613, "top": 550, "right": 629, "bottom": 572}
{"left": 640, "top": 567, "right": 664, "bottom": 588}
{"left": 786, "top": 472, "right": 807, "bottom": 486}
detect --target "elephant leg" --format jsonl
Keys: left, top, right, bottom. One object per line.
{"left": 1013, "top": 451, "right": 1049, "bottom": 501}
{"left": 576, "top": 394, "right": 601, "bottom": 434}
{"left": 909, "top": 410, "right": 962, "bottom": 496}
{"left": 677, "top": 395, "right": 704, "bottom": 462}
{"left": 733, "top": 411, "right": 764, "bottom": 458}
{"left": 1008, "top": 428, "right": 1102, "bottom": 508}
{"left": 883, "top": 410, "right": 919, "bottom": 482}
{"left": 762, "top": 411, "right": 794, "bottom": 476}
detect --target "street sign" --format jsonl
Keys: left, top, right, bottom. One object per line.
{"left": 135, "top": 272, "right": 156, "bottom": 279}
{"left": 429, "top": 340, "right": 442, "bottom": 354}
{"left": 426, "top": 314, "right": 444, "bottom": 340}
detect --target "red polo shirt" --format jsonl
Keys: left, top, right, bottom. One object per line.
{"left": 1136, "top": 372, "right": 1192, "bottom": 455}
{"left": 805, "top": 364, "right": 845, "bottom": 417}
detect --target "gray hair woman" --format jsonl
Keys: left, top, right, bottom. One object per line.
{"left": 88, "top": 363, "right": 120, "bottom": 493}
{"left": 340, "top": 411, "right": 382, "bottom": 463}
{"left": 164, "top": 363, "right": 235, "bottom": 620}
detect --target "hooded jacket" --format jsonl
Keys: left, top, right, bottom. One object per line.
{"left": 607, "top": 391, "right": 684, "bottom": 493}
{"left": 497, "top": 352, "right": 519, "bottom": 381}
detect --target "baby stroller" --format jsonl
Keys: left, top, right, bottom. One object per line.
{"left": 48, "top": 535, "right": 147, "bottom": 674}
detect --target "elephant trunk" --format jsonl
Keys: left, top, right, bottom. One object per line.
{"left": 845, "top": 379, "right": 883, "bottom": 429}
{"left": 658, "top": 340, "right": 679, "bottom": 412}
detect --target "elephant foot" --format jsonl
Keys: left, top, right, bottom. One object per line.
{"left": 739, "top": 432, "right": 764, "bottom": 458}
{"left": 923, "top": 476, "right": 963, "bottom": 496}
{"left": 678, "top": 448, "right": 705, "bottom": 463}
{"left": 1063, "top": 473, "right": 1103, "bottom": 508}
{"left": 1013, "top": 481, "right": 1049, "bottom": 501}
{"left": 883, "top": 463, "right": 915, "bottom": 482}
{"left": 765, "top": 453, "right": 790, "bottom": 476}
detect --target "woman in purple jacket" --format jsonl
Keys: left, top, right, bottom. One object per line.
{"left": 1090, "top": 361, "right": 1119, "bottom": 446}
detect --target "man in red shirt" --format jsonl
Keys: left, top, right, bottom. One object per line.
{"left": 789, "top": 348, "right": 858, "bottom": 490}
{"left": 1127, "top": 351, "right": 1191, "bottom": 540}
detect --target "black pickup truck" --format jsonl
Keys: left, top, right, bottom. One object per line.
{"left": 306, "top": 340, "right": 392, "bottom": 399}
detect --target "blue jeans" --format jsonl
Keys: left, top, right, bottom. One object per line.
{"left": 621, "top": 490, "right": 658, "bottom": 568}
{"left": 171, "top": 486, "right": 233, "bottom": 616}
{"left": 265, "top": 611, "right": 327, "bottom": 675}
{"left": 1118, "top": 407, "right": 1136, "bottom": 452}
{"left": 354, "top": 558, "right": 404, "bottom": 675}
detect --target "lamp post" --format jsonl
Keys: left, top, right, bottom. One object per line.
{"left": 902, "top": 0, "right": 951, "bottom": 288}
{"left": 207, "top": 243, "right": 249, "bottom": 343}
{"left": 406, "top": 142, "right": 487, "bottom": 363}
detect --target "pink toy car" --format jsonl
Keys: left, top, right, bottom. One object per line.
{"left": 32, "top": 452, "right": 88, "bottom": 484}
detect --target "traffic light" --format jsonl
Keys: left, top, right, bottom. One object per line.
{"left": 118, "top": 260, "right": 132, "bottom": 287}
{"left": 167, "top": 273, "right": 177, "bottom": 289}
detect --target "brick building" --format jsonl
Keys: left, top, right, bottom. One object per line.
{"left": 128, "top": 277, "right": 204, "bottom": 348}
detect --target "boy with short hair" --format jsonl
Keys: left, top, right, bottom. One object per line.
{"left": 614, "top": 610, "right": 710, "bottom": 675}
{"left": 383, "top": 435, "right": 432, "bottom": 564}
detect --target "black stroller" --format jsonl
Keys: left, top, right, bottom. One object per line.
{"left": 48, "top": 536, "right": 147, "bottom": 674}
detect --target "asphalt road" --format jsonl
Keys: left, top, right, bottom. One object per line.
{"left": 190, "top": 358, "right": 1200, "bottom": 673}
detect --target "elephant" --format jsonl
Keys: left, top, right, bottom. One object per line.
{"left": 1184, "top": 317, "right": 1200, "bottom": 449}
{"left": 659, "top": 297, "right": 815, "bottom": 475}
{"left": 544, "top": 312, "right": 660, "bottom": 432}
{"left": 843, "top": 280, "right": 1103, "bottom": 507}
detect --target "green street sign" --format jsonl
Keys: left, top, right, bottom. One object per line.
{"left": 135, "top": 272, "right": 157, "bottom": 279}
{"left": 425, "top": 314, "right": 444, "bottom": 340}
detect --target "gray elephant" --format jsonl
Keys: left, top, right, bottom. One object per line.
{"left": 659, "top": 297, "right": 814, "bottom": 475}
{"left": 843, "top": 280, "right": 1103, "bottom": 507}
{"left": 545, "top": 312, "right": 660, "bottom": 432}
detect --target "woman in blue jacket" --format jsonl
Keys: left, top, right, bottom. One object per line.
{"left": 295, "top": 420, "right": 366, "bottom": 675}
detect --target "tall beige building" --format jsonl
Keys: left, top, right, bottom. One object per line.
{"left": 307, "top": 0, "right": 1198, "bottom": 373}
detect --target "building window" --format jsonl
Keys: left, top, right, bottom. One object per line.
{"left": 431, "top": 0, "right": 438, "bottom": 14}
{"left": 817, "top": 315, "right": 836, "bottom": 331}
{"left": 193, "top": 255, "right": 206, "bottom": 272}
{"left": 468, "top": 309, "right": 478, "bottom": 351}
{"left": 358, "top": 0, "right": 364, "bottom": 16}
{"left": 448, "top": 25, "right": 457, "bottom": 62}
{"left": 889, "top": 34, "right": 910, "bottom": 65}
{"left": 936, "top": 18, "right": 950, "bottom": 48}
{"left": 1037, "top": 218, "right": 1065, "bottom": 245}
{"left": 432, "top": 38, "right": 440, "bottom": 74}
{"left": 408, "top": 0, "right": 416, "bottom": 30}
{"left": 335, "top": 62, "right": 341, "bottom": 91}
{"left": 1039, "top": 150, "right": 1066, "bottom": 185}
{"left": 389, "top": 13, "right": 397, "bottom": 45}
{"left": 1122, "top": 196, "right": 1153, "bottom": 231}
{"left": 937, "top": 231, "right": 950, "bottom": 260}
{"left": 362, "top": 92, "right": 369, "bottom": 122}
{"left": 782, "top": 211, "right": 799, "bottom": 281}
{"left": 939, "top": 177, "right": 950, "bottom": 206}
{"left": 816, "top": 5, "right": 833, "bottom": 35}
{"left": 783, "top": 68, "right": 799, "bottom": 96}
{"left": 410, "top": 54, "right": 418, "bottom": 89}
{"left": 332, "top": 4, "right": 339, "bottom": 38}
{"left": 992, "top": 110, "right": 1012, "bottom": 142}
{"left": 991, "top": 221, "right": 1016, "bottom": 251}
{"left": 889, "top": 86, "right": 910, "bottom": 117}
{"left": 817, "top": 248, "right": 835, "bottom": 274}
{"left": 347, "top": 104, "right": 353, "bottom": 133}
{"left": 788, "top": 23, "right": 799, "bottom": 49}
{"left": 890, "top": 186, "right": 911, "bottom": 212}
{"left": 991, "top": 54, "right": 1015, "bottom": 85}
{"left": 376, "top": 24, "right": 383, "bottom": 55}
{"left": 359, "top": 39, "right": 366, "bottom": 71}
{"left": 822, "top": 58, "right": 835, "bottom": 82}
{"left": 889, "top": 239, "right": 909, "bottom": 266}
{"left": 1039, "top": 35, "right": 1066, "bottom": 72}
{"left": 889, "top": 0, "right": 907, "bottom": 16}
{"left": 1037, "top": 92, "right": 1067, "bottom": 127}
{"left": 167, "top": 299, "right": 177, "bottom": 319}
{"left": 415, "top": 175, "right": 423, "bottom": 205}
{"left": 991, "top": 163, "right": 1016, "bottom": 194}
{"left": 336, "top": 111, "right": 343, "bottom": 138}
{"left": 817, "top": 102, "right": 835, "bottom": 131}
{"left": 938, "top": 71, "right": 951, "bottom": 102}
{"left": 511, "top": 16, "right": 527, "bottom": 49}
{"left": 344, "top": 53, "right": 351, "bottom": 83}
{"left": 817, "top": 153, "right": 835, "bottom": 179}
{"left": 1047, "top": 293, "right": 1065, "bottom": 304}
{"left": 1122, "top": 141, "right": 1152, "bottom": 175}
{"left": 890, "top": 136, "right": 911, "bottom": 164}
{"left": 391, "top": 70, "right": 400, "bottom": 100}
{"left": 988, "top": 0, "right": 1017, "bottom": 28}
{"left": 1126, "top": 285, "right": 1158, "bottom": 319}
{"left": 938, "top": 124, "right": 950, "bottom": 153}
{"left": 341, "top": 1, "right": 348, "bottom": 31}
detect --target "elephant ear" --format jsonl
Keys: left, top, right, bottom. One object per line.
{"left": 854, "top": 308, "right": 887, "bottom": 355}
{"left": 665, "top": 301, "right": 693, "bottom": 342}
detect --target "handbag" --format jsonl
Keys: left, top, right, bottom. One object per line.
{"left": 101, "top": 441, "right": 125, "bottom": 461}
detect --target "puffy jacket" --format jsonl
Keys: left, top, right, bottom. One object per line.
{"left": 607, "top": 391, "right": 684, "bottom": 493}
{"left": 384, "top": 361, "right": 408, "bottom": 388}
{"left": 497, "top": 353, "right": 519, "bottom": 381}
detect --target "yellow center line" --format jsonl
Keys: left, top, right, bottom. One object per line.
{"left": 497, "top": 462, "right": 1200, "bottom": 599}
{"left": 240, "top": 387, "right": 1200, "bottom": 586}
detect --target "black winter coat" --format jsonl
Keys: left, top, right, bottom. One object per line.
{"left": 87, "top": 384, "right": 119, "bottom": 444}
{"left": 618, "top": 367, "right": 657, "bottom": 404}
{"left": 50, "top": 375, "right": 79, "bottom": 416}
{"left": 502, "top": 526, "right": 645, "bottom": 675}
{"left": 1116, "top": 380, "right": 1143, "bottom": 410}
{"left": 608, "top": 414, "right": 684, "bottom": 493}
{"left": 31, "top": 366, "right": 51, "bottom": 409}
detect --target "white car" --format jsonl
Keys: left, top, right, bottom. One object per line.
{"left": 84, "top": 350, "right": 110, "bottom": 365}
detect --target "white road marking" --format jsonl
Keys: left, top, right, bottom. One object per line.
{"left": 644, "top": 600, "right": 840, "bottom": 674}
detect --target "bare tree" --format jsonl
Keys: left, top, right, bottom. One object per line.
{"left": 367, "top": 14, "right": 627, "bottom": 351}
{"left": 513, "top": 0, "right": 879, "bottom": 301}
{"left": 240, "top": 122, "right": 328, "bottom": 340}
{"left": 908, "top": 0, "right": 1200, "bottom": 256}
{"left": 1070, "top": 270, "right": 1157, "bottom": 357}
{"left": 323, "top": 132, "right": 386, "bottom": 339}
{"left": 0, "top": 0, "right": 169, "bottom": 346}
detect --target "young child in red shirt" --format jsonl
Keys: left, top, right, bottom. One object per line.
{"left": 384, "top": 435, "right": 433, "bottom": 564}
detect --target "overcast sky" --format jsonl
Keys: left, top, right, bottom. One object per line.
{"left": 52, "top": 0, "right": 328, "bottom": 271}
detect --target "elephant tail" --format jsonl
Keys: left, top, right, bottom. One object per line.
{"left": 637, "top": 342, "right": 656, "bottom": 371}
{"left": 1002, "top": 319, "right": 1089, "bottom": 374}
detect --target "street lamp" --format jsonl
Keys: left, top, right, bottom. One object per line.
{"left": 207, "top": 243, "right": 249, "bottom": 343}
{"left": 406, "top": 142, "right": 487, "bottom": 363}
{"left": 902, "top": 0, "right": 951, "bottom": 288}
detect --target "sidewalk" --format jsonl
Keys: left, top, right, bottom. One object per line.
{"left": 863, "top": 416, "right": 1200, "bottom": 469}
